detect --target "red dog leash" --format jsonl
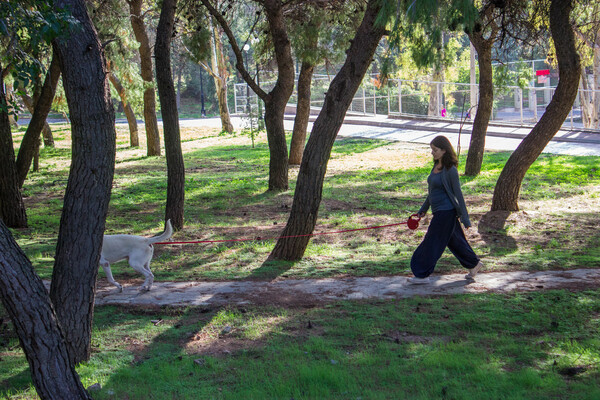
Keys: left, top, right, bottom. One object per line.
{"left": 155, "top": 214, "right": 421, "bottom": 245}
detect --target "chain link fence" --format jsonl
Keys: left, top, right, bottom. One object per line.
{"left": 234, "top": 73, "right": 600, "bottom": 131}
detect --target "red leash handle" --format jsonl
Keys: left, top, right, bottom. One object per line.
{"left": 406, "top": 214, "right": 421, "bottom": 230}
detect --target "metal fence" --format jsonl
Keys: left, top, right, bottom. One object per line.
{"left": 234, "top": 74, "right": 600, "bottom": 131}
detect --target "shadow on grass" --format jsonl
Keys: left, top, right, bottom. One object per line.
{"left": 88, "top": 305, "right": 216, "bottom": 399}
{"left": 0, "top": 367, "right": 33, "bottom": 396}
{"left": 477, "top": 210, "right": 518, "bottom": 254}
{"left": 249, "top": 258, "right": 298, "bottom": 281}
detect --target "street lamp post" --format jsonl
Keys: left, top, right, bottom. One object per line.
{"left": 199, "top": 68, "right": 206, "bottom": 117}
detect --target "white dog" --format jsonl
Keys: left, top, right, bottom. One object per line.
{"left": 100, "top": 220, "right": 172, "bottom": 292}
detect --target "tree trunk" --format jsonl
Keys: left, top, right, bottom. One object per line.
{"left": 263, "top": 97, "right": 290, "bottom": 190}
{"left": 427, "top": 68, "right": 444, "bottom": 116}
{"left": 16, "top": 54, "right": 61, "bottom": 187}
{"left": 491, "top": 0, "right": 580, "bottom": 211}
{"left": 269, "top": 0, "right": 386, "bottom": 260}
{"left": 579, "top": 47, "right": 600, "bottom": 129}
{"left": 215, "top": 76, "right": 234, "bottom": 132}
{"left": 155, "top": 0, "right": 185, "bottom": 230}
{"left": 49, "top": 0, "right": 116, "bottom": 365}
{"left": 0, "top": 64, "right": 28, "bottom": 228}
{"left": 201, "top": 0, "right": 294, "bottom": 191}
{"left": 254, "top": 0, "right": 295, "bottom": 191}
{"left": 108, "top": 71, "right": 139, "bottom": 147}
{"left": 127, "top": 0, "right": 161, "bottom": 156}
{"left": 211, "top": 19, "right": 234, "bottom": 133}
{"left": 196, "top": 23, "right": 234, "bottom": 133}
{"left": 464, "top": 33, "right": 493, "bottom": 176}
{"left": 289, "top": 61, "right": 315, "bottom": 165}
{"left": 19, "top": 90, "right": 55, "bottom": 146}
{"left": 0, "top": 221, "right": 91, "bottom": 399}
{"left": 580, "top": 68, "right": 593, "bottom": 128}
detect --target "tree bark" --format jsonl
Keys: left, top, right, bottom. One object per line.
{"left": 195, "top": 30, "right": 234, "bottom": 133}
{"left": 0, "top": 64, "right": 28, "bottom": 228}
{"left": 491, "top": 0, "right": 580, "bottom": 211}
{"left": 127, "top": 0, "right": 161, "bottom": 156}
{"left": 269, "top": 0, "right": 386, "bottom": 260}
{"left": 155, "top": 0, "right": 185, "bottom": 230}
{"left": 578, "top": 47, "right": 600, "bottom": 129}
{"left": 427, "top": 68, "right": 444, "bottom": 116}
{"left": 464, "top": 31, "right": 494, "bottom": 176}
{"left": 49, "top": 0, "right": 116, "bottom": 365}
{"left": 16, "top": 54, "right": 61, "bottom": 187}
{"left": 289, "top": 61, "right": 315, "bottom": 165}
{"left": 259, "top": 0, "right": 295, "bottom": 191}
{"left": 210, "top": 18, "right": 234, "bottom": 133}
{"left": 19, "top": 90, "right": 55, "bottom": 147}
{"left": 0, "top": 221, "right": 91, "bottom": 399}
{"left": 108, "top": 71, "right": 139, "bottom": 147}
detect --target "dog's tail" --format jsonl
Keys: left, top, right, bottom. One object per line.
{"left": 148, "top": 219, "right": 173, "bottom": 244}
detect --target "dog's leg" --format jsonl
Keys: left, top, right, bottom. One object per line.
{"left": 100, "top": 261, "right": 123, "bottom": 292}
{"left": 143, "top": 260, "right": 154, "bottom": 291}
{"left": 127, "top": 245, "right": 155, "bottom": 291}
{"left": 128, "top": 260, "right": 154, "bottom": 291}
{"left": 130, "top": 263, "right": 154, "bottom": 291}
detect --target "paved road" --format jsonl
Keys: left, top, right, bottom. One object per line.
{"left": 28, "top": 114, "right": 600, "bottom": 156}
{"left": 180, "top": 114, "right": 600, "bottom": 156}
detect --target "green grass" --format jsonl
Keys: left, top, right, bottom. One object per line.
{"left": 3, "top": 121, "right": 600, "bottom": 398}
{"left": 2, "top": 290, "right": 600, "bottom": 399}
{"left": 9, "top": 123, "right": 600, "bottom": 282}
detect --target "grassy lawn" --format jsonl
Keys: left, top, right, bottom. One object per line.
{"left": 2, "top": 291, "right": 599, "bottom": 399}
{"left": 1, "top": 122, "right": 599, "bottom": 398}
{"left": 10, "top": 123, "right": 600, "bottom": 282}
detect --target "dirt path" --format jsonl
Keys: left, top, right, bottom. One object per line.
{"left": 93, "top": 269, "right": 600, "bottom": 308}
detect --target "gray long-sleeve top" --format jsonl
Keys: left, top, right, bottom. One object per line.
{"left": 418, "top": 165, "right": 472, "bottom": 228}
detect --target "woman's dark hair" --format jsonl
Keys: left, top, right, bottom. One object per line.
{"left": 430, "top": 135, "right": 458, "bottom": 169}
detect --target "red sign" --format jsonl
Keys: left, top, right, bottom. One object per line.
{"left": 536, "top": 69, "right": 550, "bottom": 76}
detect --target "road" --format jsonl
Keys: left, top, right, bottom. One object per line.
{"left": 180, "top": 114, "right": 600, "bottom": 156}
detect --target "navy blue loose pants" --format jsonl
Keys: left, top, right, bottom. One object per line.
{"left": 410, "top": 209, "right": 480, "bottom": 278}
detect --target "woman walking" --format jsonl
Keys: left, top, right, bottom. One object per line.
{"left": 408, "top": 135, "right": 483, "bottom": 284}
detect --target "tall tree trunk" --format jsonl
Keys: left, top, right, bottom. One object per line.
{"left": 0, "top": 64, "right": 28, "bottom": 228}
{"left": 427, "top": 68, "right": 444, "bottom": 116}
{"left": 269, "top": 0, "right": 385, "bottom": 260}
{"left": 464, "top": 33, "right": 494, "bottom": 176}
{"left": 260, "top": 0, "right": 295, "bottom": 191}
{"left": 19, "top": 90, "right": 55, "bottom": 146}
{"left": 491, "top": 0, "right": 580, "bottom": 211}
{"left": 579, "top": 68, "right": 594, "bottom": 128}
{"left": 155, "top": 0, "right": 185, "bottom": 230}
{"left": 108, "top": 71, "right": 139, "bottom": 147}
{"left": 579, "top": 47, "right": 600, "bottom": 129}
{"left": 202, "top": 0, "right": 294, "bottom": 191}
{"left": 215, "top": 75, "right": 233, "bottom": 131}
{"left": 0, "top": 221, "right": 91, "bottom": 399}
{"left": 16, "top": 54, "right": 61, "bottom": 187}
{"left": 127, "top": 0, "right": 161, "bottom": 156}
{"left": 49, "top": 0, "right": 116, "bottom": 365}
{"left": 210, "top": 18, "right": 234, "bottom": 133}
{"left": 289, "top": 61, "right": 315, "bottom": 165}
{"left": 3, "top": 82, "right": 19, "bottom": 128}
{"left": 575, "top": 26, "right": 600, "bottom": 130}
